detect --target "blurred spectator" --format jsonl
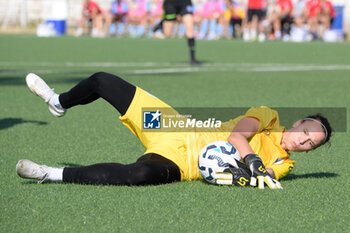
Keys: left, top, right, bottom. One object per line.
{"left": 149, "top": 0, "right": 164, "bottom": 37}
{"left": 269, "top": 0, "right": 293, "bottom": 40}
{"left": 192, "top": 0, "right": 204, "bottom": 38}
{"left": 293, "top": 0, "right": 307, "bottom": 28}
{"left": 221, "top": 0, "right": 234, "bottom": 38}
{"left": 198, "top": 0, "right": 213, "bottom": 38}
{"left": 105, "top": 0, "right": 129, "bottom": 36}
{"left": 303, "top": 0, "right": 322, "bottom": 39}
{"left": 75, "top": 0, "right": 104, "bottom": 37}
{"left": 244, "top": 0, "right": 268, "bottom": 42}
{"left": 197, "top": 0, "right": 225, "bottom": 39}
{"left": 127, "top": 0, "right": 150, "bottom": 37}
{"left": 289, "top": 0, "right": 308, "bottom": 42}
{"left": 226, "top": 0, "right": 246, "bottom": 38}
{"left": 319, "top": 0, "right": 336, "bottom": 33}
{"left": 208, "top": 0, "right": 226, "bottom": 39}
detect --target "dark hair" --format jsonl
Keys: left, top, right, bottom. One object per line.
{"left": 302, "top": 113, "right": 333, "bottom": 146}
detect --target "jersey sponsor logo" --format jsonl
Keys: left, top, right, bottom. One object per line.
{"left": 143, "top": 110, "right": 161, "bottom": 129}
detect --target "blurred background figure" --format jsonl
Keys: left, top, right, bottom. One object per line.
{"left": 293, "top": 0, "right": 307, "bottom": 28}
{"left": 319, "top": 0, "right": 336, "bottom": 38}
{"left": 162, "top": 0, "right": 199, "bottom": 65}
{"left": 75, "top": 0, "right": 104, "bottom": 37}
{"left": 269, "top": 0, "right": 293, "bottom": 40}
{"left": 244, "top": 0, "right": 267, "bottom": 42}
{"left": 208, "top": 0, "right": 226, "bottom": 39}
{"left": 198, "top": 0, "right": 213, "bottom": 39}
{"left": 105, "top": 0, "right": 129, "bottom": 37}
{"left": 192, "top": 0, "right": 204, "bottom": 38}
{"left": 197, "top": 0, "right": 225, "bottom": 40}
{"left": 224, "top": 0, "right": 246, "bottom": 39}
{"left": 303, "top": 0, "right": 322, "bottom": 39}
{"left": 289, "top": 0, "right": 308, "bottom": 42}
{"left": 149, "top": 0, "right": 164, "bottom": 38}
{"left": 127, "top": 0, "right": 150, "bottom": 37}
{"left": 217, "top": 0, "right": 228, "bottom": 39}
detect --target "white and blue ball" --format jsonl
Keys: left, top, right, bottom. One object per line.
{"left": 198, "top": 141, "right": 241, "bottom": 184}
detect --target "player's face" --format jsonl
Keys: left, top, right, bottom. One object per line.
{"left": 281, "top": 120, "right": 326, "bottom": 152}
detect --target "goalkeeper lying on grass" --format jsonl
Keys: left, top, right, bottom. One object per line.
{"left": 16, "top": 72, "right": 332, "bottom": 189}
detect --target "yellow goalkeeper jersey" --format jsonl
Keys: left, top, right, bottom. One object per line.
{"left": 187, "top": 107, "right": 295, "bottom": 181}
{"left": 119, "top": 87, "right": 295, "bottom": 182}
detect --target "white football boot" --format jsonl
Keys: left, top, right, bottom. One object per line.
{"left": 26, "top": 73, "right": 66, "bottom": 117}
{"left": 16, "top": 159, "right": 52, "bottom": 183}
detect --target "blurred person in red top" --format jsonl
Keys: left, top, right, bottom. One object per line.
{"left": 303, "top": 0, "right": 321, "bottom": 39}
{"left": 75, "top": 0, "right": 104, "bottom": 37}
{"left": 269, "top": 0, "right": 293, "bottom": 40}
{"left": 320, "top": 0, "right": 336, "bottom": 31}
{"left": 244, "top": 0, "right": 267, "bottom": 41}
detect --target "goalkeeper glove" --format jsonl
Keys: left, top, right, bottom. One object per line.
{"left": 212, "top": 159, "right": 251, "bottom": 186}
{"left": 243, "top": 154, "right": 283, "bottom": 190}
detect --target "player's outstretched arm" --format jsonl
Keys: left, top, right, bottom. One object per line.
{"left": 227, "top": 117, "right": 259, "bottom": 157}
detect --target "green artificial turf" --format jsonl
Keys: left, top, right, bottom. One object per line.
{"left": 0, "top": 35, "right": 349, "bottom": 232}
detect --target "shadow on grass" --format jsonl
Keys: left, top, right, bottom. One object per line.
{"left": 0, "top": 118, "right": 47, "bottom": 130}
{"left": 197, "top": 172, "right": 339, "bottom": 186}
{"left": 282, "top": 172, "right": 339, "bottom": 181}
{"left": 21, "top": 181, "right": 68, "bottom": 185}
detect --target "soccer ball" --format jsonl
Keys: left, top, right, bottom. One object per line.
{"left": 198, "top": 141, "right": 241, "bottom": 184}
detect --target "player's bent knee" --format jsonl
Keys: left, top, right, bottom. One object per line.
{"left": 89, "top": 72, "right": 112, "bottom": 83}
{"left": 89, "top": 72, "right": 126, "bottom": 90}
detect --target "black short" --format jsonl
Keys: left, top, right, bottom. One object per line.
{"left": 230, "top": 18, "right": 242, "bottom": 27}
{"left": 247, "top": 9, "right": 265, "bottom": 22}
{"left": 281, "top": 15, "right": 293, "bottom": 27}
{"left": 163, "top": 0, "right": 193, "bottom": 21}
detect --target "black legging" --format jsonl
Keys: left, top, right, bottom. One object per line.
{"left": 59, "top": 72, "right": 181, "bottom": 185}
{"left": 63, "top": 153, "right": 181, "bottom": 185}
{"left": 59, "top": 72, "right": 135, "bottom": 115}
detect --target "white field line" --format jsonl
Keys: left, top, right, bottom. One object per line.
{"left": 1, "top": 61, "right": 350, "bottom": 75}
{"left": 242, "top": 65, "right": 350, "bottom": 72}
{"left": 0, "top": 61, "right": 183, "bottom": 67}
